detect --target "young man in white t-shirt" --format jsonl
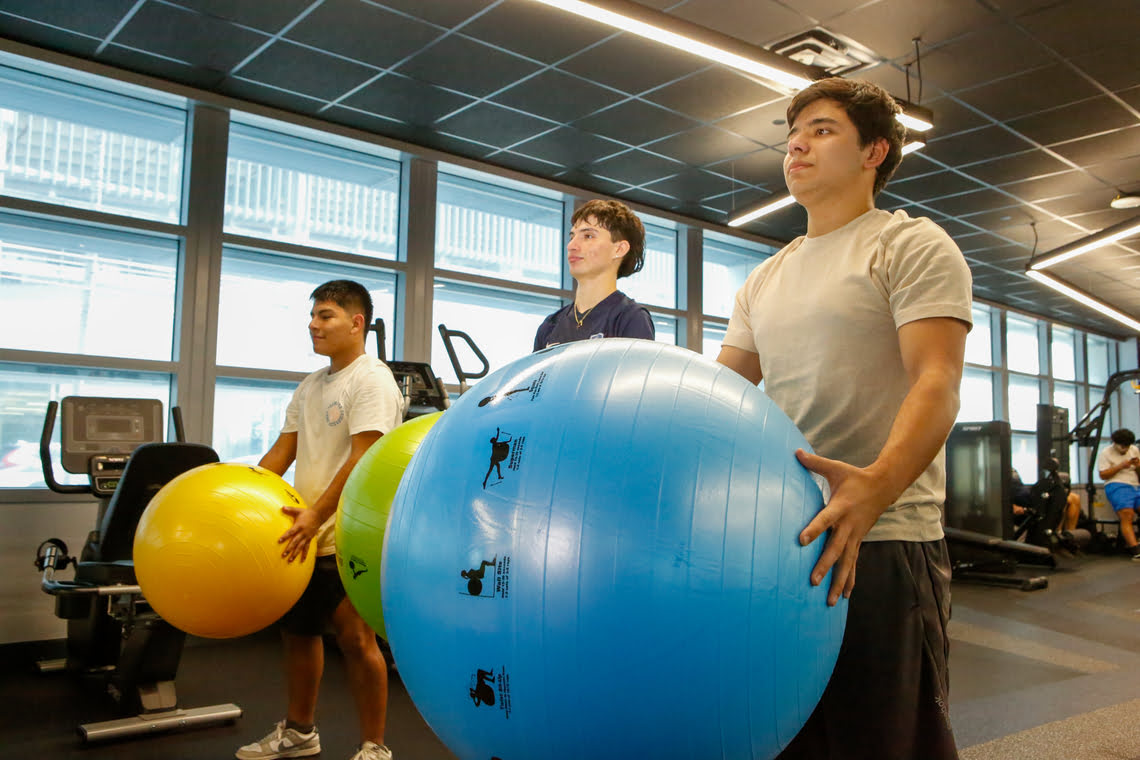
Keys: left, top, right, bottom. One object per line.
{"left": 236, "top": 280, "right": 404, "bottom": 760}
{"left": 718, "top": 78, "right": 972, "bottom": 759}
{"left": 1097, "top": 428, "right": 1140, "bottom": 559}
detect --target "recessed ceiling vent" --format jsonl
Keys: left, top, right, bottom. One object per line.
{"left": 768, "top": 28, "right": 877, "bottom": 77}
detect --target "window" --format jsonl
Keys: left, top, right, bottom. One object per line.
{"left": 1006, "top": 314, "right": 1039, "bottom": 375}
{"left": 0, "top": 213, "right": 178, "bottom": 360}
{"left": 703, "top": 323, "right": 727, "bottom": 361}
{"left": 621, "top": 216, "right": 676, "bottom": 309}
{"left": 435, "top": 170, "right": 562, "bottom": 288}
{"left": 212, "top": 378, "right": 296, "bottom": 471}
{"left": 652, "top": 316, "right": 677, "bottom": 345}
{"left": 0, "top": 62, "right": 186, "bottom": 223}
{"left": 0, "top": 362, "right": 171, "bottom": 488}
{"left": 702, "top": 232, "right": 772, "bottom": 319}
{"left": 1051, "top": 326, "right": 1076, "bottom": 381}
{"left": 432, "top": 280, "right": 560, "bottom": 386}
{"left": 964, "top": 304, "right": 992, "bottom": 366}
{"left": 225, "top": 120, "right": 400, "bottom": 260}
{"left": 1007, "top": 374, "right": 1040, "bottom": 431}
{"left": 1087, "top": 335, "right": 1111, "bottom": 385}
{"left": 958, "top": 368, "right": 994, "bottom": 423}
{"left": 217, "top": 248, "right": 396, "bottom": 372}
{"left": 1011, "top": 434, "right": 1037, "bottom": 485}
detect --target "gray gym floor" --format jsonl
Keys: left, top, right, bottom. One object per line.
{"left": 3, "top": 551, "right": 1139, "bottom": 760}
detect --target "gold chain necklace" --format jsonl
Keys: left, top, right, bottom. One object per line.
{"left": 573, "top": 304, "right": 595, "bottom": 327}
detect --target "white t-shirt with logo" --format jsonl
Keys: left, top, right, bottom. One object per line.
{"left": 282, "top": 354, "right": 404, "bottom": 556}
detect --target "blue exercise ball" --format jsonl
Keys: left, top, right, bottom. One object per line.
{"left": 382, "top": 339, "right": 845, "bottom": 760}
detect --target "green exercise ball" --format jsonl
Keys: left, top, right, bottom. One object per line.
{"left": 336, "top": 411, "right": 443, "bottom": 638}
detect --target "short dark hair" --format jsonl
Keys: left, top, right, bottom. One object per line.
{"left": 310, "top": 280, "right": 373, "bottom": 335}
{"left": 787, "top": 77, "right": 907, "bottom": 196}
{"left": 571, "top": 199, "right": 646, "bottom": 278}
{"left": 1111, "top": 428, "right": 1136, "bottom": 447}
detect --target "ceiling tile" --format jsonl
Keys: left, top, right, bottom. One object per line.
{"left": 574, "top": 99, "right": 700, "bottom": 147}
{"left": 373, "top": 0, "right": 496, "bottom": 28}
{"left": 285, "top": 0, "right": 441, "bottom": 69}
{"left": 558, "top": 33, "right": 707, "bottom": 95}
{"left": 590, "top": 149, "right": 686, "bottom": 187}
{"left": 641, "top": 169, "right": 742, "bottom": 203}
{"left": 115, "top": 1, "right": 270, "bottom": 72}
{"left": 166, "top": 0, "right": 313, "bottom": 33}
{"left": 645, "top": 67, "right": 781, "bottom": 123}
{"left": 218, "top": 75, "right": 328, "bottom": 115}
{"left": 919, "top": 21, "right": 1054, "bottom": 93}
{"left": 340, "top": 74, "right": 476, "bottom": 125}
{"left": 920, "top": 95, "right": 991, "bottom": 138}
{"left": 715, "top": 100, "right": 793, "bottom": 148}
{"left": 956, "top": 63, "right": 1101, "bottom": 122}
{"left": 458, "top": 0, "right": 613, "bottom": 64}
{"left": 962, "top": 150, "right": 1074, "bottom": 186}
{"left": 0, "top": 0, "right": 137, "bottom": 37}
{"left": 1007, "top": 95, "right": 1138, "bottom": 147}
{"left": 235, "top": 39, "right": 376, "bottom": 101}
{"left": 100, "top": 43, "right": 230, "bottom": 89}
{"left": 924, "top": 187, "right": 1022, "bottom": 217}
{"left": 491, "top": 69, "right": 625, "bottom": 124}
{"left": 1038, "top": 189, "right": 1127, "bottom": 218}
{"left": 1019, "top": 0, "right": 1140, "bottom": 58}
{"left": 889, "top": 171, "right": 985, "bottom": 203}
{"left": 890, "top": 152, "right": 942, "bottom": 182}
{"left": 708, "top": 148, "right": 786, "bottom": 188}
{"left": 1069, "top": 43, "right": 1140, "bottom": 92}
{"left": 825, "top": 0, "right": 994, "bottom": 60}
{"left": 483, "top": 149, "right": 563, "bottom": 177}
{"left": 0, "top": 15, "right": 101, "bottom": 57}
{"left": 437, "top": 102, "right": 554, "bottom": 149}
{"left": 646, "top": 126, "right": 762, "bottom": 167}
{"left": 922, "top": 125, "right": 1037, "bottom": 166}
{"left": 395, "top": 34, "right": 542, "bottom": 98}
{"left": 512, "top": 127, "right": 626, "bottom": 167}
{"left": 1051, "top": 125, "right": 1140, "bottom": 166}
{"left": 1084, "top": 155, "right": 1140, "bottom": 188}
{"left": 668, "top": 0, "right": 811, "bottom": 47}
{"left": 1001, "top": 169, "right": 1112, "bottom": 202}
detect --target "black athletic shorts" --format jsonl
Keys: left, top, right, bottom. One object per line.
{"left": 776, "top": 539, "right": 959, "bottom": 760}
{"left": 278, "top": 555, "right": 346, "bottom": 636}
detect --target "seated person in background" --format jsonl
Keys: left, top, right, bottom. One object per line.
{"left": 1011, "top": 466, "right": 1082, "bottom": 534}
{"left": 1097, "top": 428, "right": 1140, "bottom": 560}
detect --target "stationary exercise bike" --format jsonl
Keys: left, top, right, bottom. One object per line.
{"left": 33, "top": 396, "right": 241, "bottom": 742}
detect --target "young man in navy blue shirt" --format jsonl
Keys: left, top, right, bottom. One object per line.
{"left": 533, "top": 199, "right": 654, "bottom": 350}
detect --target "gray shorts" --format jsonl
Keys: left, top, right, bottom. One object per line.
{"left": 776, "top": 539, "right": 959, "bottom": 760}
{"left": 278, "top": 555, "right": 346, "bottom": 637}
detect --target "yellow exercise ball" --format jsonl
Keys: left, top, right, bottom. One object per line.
{"left": 133, "top": 462, "right": 316, "bottom": 639}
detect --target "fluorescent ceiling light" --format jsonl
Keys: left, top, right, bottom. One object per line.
{"left": 1029, "top": 216, "right": 1140, "bottom": 269}
{"left": 894, "top": 101, "right": 934, "bottom": 132}
{"left": 727, "top": 194, "right": 797, "bottom": 227}
{"left": 529, "top": 0, "right": 819, "bottom": 92}
{"left": 1026, "top": 270, "right": 1140, "bottom": 333}
{"left": 901, "top": 140, "right": 925, "bottom": 155}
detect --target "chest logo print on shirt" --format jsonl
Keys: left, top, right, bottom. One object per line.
{"left": 326, "top": 401, "right": 345, "bottom": 426}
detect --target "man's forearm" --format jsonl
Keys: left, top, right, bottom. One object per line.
{"left": 865, "top": 369, "right": 961, "bottom": 507}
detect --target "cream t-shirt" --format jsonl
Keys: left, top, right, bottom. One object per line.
{"left": 722, "top": 209, "right": 973, "bottom": 542}
{"left": 283, "top": 354, "right": 404, "bottom": 556}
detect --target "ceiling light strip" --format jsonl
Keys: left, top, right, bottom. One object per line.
{"left": 529, "top": 0, "right": 818, "bottom": 92}
{"left": 901, "top": 140, "right": 925, "bottom": 156}
{"left": 1029, "top": 216, "right": 1140, "bottom": 270}
{"left": 1025, "top": 270, "right": 1140, "bottom": 333}
{"left": 727, "top": 194, "right": 797, "bottom": 227}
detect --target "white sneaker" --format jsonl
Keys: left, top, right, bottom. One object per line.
{"left": 351, "top": 741, "right": 393, "bottom": 760}
{"left": 235, "top": 720, "right": 321, "bottom": 760}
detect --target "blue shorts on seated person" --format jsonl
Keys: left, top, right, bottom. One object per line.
{"left": 1105, "top": 482, "right": 1140, "bottom": 512}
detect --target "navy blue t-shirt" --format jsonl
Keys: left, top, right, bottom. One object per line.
{"left": 533, "top": 290, "right": 654, "bottom": 351}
